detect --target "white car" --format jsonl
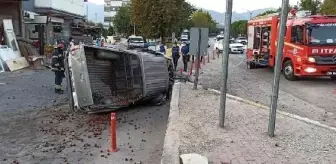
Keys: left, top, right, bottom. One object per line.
{"left": 236, "top": 37, "right": 247, "bottom": 44}
{"left": 214, "top": 35, "right": 224, "bottom": 52}
{"left": 127, "top": 35, "right": 145, "bottom": 49}
{"left": 214, "top": 39, "right": 244, "bottom": 54}
{"left": 229, "top": 42, "right": 244, "bottom": 54}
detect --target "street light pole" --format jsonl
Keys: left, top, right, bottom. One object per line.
{"left": 241, "top": 8, "right": 253, "bottom": 20}
{"left": 268, "top": 0, "right": 289, "bottom": 137}
{"left": 219, "top": 0, "right": 233, "bottom": 128}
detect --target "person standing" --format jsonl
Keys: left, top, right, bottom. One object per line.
{"left": 171, "top": 42, "right": 180, "bottom": 71}
{"left": 51, "top": 44, "right": 65, "bottom": 94}
{"left": 69, "top": 37, "right": 74, "bottom": 47}
{"left": 159, "top": 41, "right": 166, "bottom": 55}
{"left": 181, "top": 42, "right": 190, "bottom": 72}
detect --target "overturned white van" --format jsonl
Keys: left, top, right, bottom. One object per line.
{"left": 64, "top": 44, "right": 173, "bottom": 113}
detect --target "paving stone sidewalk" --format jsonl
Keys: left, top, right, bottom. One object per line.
{"left": 177, "top": 82, "right": 336, "bottom": 164}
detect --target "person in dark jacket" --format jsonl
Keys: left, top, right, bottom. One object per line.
{"left": 181, "top": 42, "right": 190, "bottom": 72}
{"left": 51, "top": 44, "right": 65, "bottom": 94}
{"left": 159, "top": 41, "right": 166, "bottom": 54}
{"left": 171, "top": 42, "right": 180, "bottom": 71}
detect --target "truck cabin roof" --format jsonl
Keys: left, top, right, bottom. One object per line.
{"left": 248, "top": 13, "right": 336, "bottom": 26}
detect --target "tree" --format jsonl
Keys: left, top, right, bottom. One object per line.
{"left": 112, "top": 4, "right": 134, "bottom": 36}
{"left": 231, "top": 20, "right": 248, "bottom": 37}
{"left": 300, "top": 0, "right": 321, "bottom": 15}
{"left": 191, "top": 10, "right": 214, "bottom": 28}
{"left": 320, "top": 0, "right": 336, "bottom": 15}
{"left": 177, "top": 1, "right": 196, "bottom": 36}
{"left": 131, "top": 0, "right": 189, "bottom": 39}
{"left": 190, "top": 9, "right": 216, "bottom": 35}
{"left": 107, "top": 26, "right": 114, "bottom": 36}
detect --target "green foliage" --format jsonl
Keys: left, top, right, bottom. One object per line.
{"left": 191, "top": 9, "right": 216, "bottom": 35}
{"left": 130, "top": 0, "right": 194, "bottom": 38}
{"left": 112, "top": 4, "right": 134, "bottom": 36}
{"left": 176, "top": 1, "right": 196, "bottom": 35}
{"left": 320, "top": 0, "right": 336, "bottom": 15}
{"left": 102, "top": 28, "right": 108, "bottom": 39}
{"left": 300, "top": 0, "right": 321, "bottom": 14}
{"left": 107, "top": 26, "right": 114, "bottom": 35}
{"left": 191, "top": 10, "right": 213, "bottom": 27}
{"left": 255, "top": 10, "right": 278, "bottom": 17}
{"left": 231, "top": 20, "right": 247, "bottom": 37}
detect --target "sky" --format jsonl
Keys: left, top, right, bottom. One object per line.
{"left": 187, "top": 0, "right": 300, "bottom": 13}
{"left": 89, "top": 0, "right": 300, "bottom": 13}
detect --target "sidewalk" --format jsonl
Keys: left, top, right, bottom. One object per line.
{"left": 172, "top": 82, "right": 336, "bottom": 163}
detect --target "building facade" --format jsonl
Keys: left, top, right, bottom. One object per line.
{"left": 0, "top": 1, "right": 23, "bottom": 37}
{"left": 104, "top": 0, "right": 129, "bottom": 27}
{"left": 84, "top": 2, "right": 104, "bottom": 24}
{"left": 22, "top": 0, "right": 85, "bottom": 44}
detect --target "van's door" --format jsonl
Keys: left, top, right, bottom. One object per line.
{"left": 67, "top": 44, "right": 93, "bottom": 110}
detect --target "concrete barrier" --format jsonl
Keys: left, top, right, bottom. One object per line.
{"left": 161, "top": 82, "right": 181, "bottom": 164}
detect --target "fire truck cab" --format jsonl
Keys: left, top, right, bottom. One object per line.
{"left": 246, "top": 10, "right": 336, "bottom": 81}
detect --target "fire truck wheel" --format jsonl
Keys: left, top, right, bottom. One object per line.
{"left": 247, "top": 61, "right": 255, "bottom": 69}
{"left": 330, "top": 76, "right": 336, "bottom": 81}
{"left": 283, "top": 60, "right": 297, "bottom": 81}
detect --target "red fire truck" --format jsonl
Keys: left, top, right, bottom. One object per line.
{"left": 246, "top": 10, "right": 336, "bottom": 81}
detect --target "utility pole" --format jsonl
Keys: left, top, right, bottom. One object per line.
{"left": 219, "top": 0, "right": 233, "bottom": 128}
{"left": 133, "top": 24, "right": 135, "bottom": 35}
{"left": 193, "top": 28, "right": 202, "bottom": 90}
{"left": 268, "top": 0, "right": 289, "bottom": 137}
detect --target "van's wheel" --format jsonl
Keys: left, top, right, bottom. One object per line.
{"left": 247, "top": 61, "right": 255, "bottom": 69}
{"left": 283, "top": 60, "right": 297, "bottom": 81}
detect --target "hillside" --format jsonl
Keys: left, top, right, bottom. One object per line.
{"left": 206, "top": 8, "right": 276, "bottom": 23}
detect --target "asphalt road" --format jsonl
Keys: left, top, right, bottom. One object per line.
{"left": 0, "top": 69, "right": 169, "bottom": 163}
{"left": 200, "top": 40, "right": 336, "bottom": 127}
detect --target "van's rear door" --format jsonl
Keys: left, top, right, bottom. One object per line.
{"left": 67, "top": 44, "right": 93, "bottom": 110}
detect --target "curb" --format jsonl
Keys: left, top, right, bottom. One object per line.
{"left": 207, "top": 88, "right": 336, "bottom": 132}
{"left": 161, "top": 82, "right": 181, "bottom": 164}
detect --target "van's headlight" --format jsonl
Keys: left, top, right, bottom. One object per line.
{"left": 308, "top": 57, "right": 316, "bottom": 63}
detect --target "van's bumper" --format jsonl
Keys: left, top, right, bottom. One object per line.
{"left": 296, "top": 64, "right": 336, "bottom": 76}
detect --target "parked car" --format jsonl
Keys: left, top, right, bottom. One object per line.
{"left": 127, "top": 35, "right": 145, "bottom": 49}
{"left": 214, "top": 36, "right": 224, "bottom": 52}
{"left": 214, "top": 38, "right": 244, "bottom": 54}
{"left": 236, "top": 36, "right": 247, "bottom": 45}
{"left": 229, "top": 40, "right": 244, "bottom": 54}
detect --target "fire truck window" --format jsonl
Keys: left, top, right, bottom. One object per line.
{"left": 291, "top": 26, "right": 303, "bottom": 43}
{"left": 296, "top": 26, "right": 304, "bottom": 43}
{"left": 291, "top": 26, "right": 296, "bottom": 43}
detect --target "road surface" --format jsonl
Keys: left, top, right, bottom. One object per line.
{"left": 200, "top": 40, "right": 336, "bottom": 127}
{"left": 0, "top": 68, "right": 169, "bottom": 163}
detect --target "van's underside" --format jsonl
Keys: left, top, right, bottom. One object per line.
{"left": 66, "top": 45, "right": 170, "bottom": 113}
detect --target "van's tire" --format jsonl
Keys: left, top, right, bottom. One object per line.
{"left": 283, "top": 60, "right": 298, "bottom": 81}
